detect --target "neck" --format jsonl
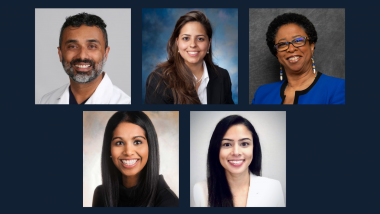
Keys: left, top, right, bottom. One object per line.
{"left": 122, "top": 174, "right": 139, "bottom": 188}
{"left": 286, "top": 69, "right": 316, "bottom": 90}
{"left": 225, "top": 169, "right": 250, "bottom": 193}
{"left": 186, "top": 61, "right": 204, "bottom": 78}
{"left": 69, "top": 72, "right": 104, "bottom": 104}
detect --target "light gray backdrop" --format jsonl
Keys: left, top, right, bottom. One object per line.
{"left": 35, "top": 9, "right": 131, "bottom": 104}
{"left": 190, "top": 111, "right": 286, "bottom": 207}
{"left": 83, "top": 111, "right": 179, "bottom": 207}
{"left": 249, "top": 9, "right": 345, "bottom": 103}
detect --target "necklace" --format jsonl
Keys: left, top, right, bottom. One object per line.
{"left": 196, "top": 77, "right": 202, "bottom": 84}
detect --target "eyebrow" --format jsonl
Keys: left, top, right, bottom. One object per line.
{"left": 112, "top": 136, "right": 146, "bottom": 141}
{"left": 222, "top": 138, "right": 252, "bottom": 142}
{"left": 181, "top": 34, "right": 206, "bottom": 37}
{"left": 64, "top": 39, "right": 100, "bottom": 44}
{"left": 277, "top": 35, "right": 303, "bottom": 42}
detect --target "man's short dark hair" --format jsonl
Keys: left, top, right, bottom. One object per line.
{"left": 59, "top": 12, "right": 108, "bottom": 49}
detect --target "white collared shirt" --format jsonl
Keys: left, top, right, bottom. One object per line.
{"left": 194, "top": 61, "right": 209, "bottom": 104}
{"left": 39, "top": 72, "right": 131, "bottom": 104}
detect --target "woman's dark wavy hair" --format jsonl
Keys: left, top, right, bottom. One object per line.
{"left": 147, "top": 10, "right": 218, "bottom": 104}
{"left": 207, "top": 115, "right": 262, "bottom": 207}
{"left": 266, "top": 13, "right": 318, "bottom": 57}
{"left": 100, "top": 111, "right": 160, "bottom": 207}
{"left": 59, "top": 12, "right": 108, "bottom": 50}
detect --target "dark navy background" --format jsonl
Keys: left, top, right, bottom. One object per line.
{"left": 1, "top": 0, "right": 378, "bottom": 212}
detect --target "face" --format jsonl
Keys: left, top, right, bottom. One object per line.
{"left": 110, "top": 122, "right": 149, "bottom": 178}
{"left": 219, "top": 125, "right": 253, "bottom": 175}
{"left": 275, "top": 23, "right": 315, "bottom": 73}
{"left": 58, "top": 25, "right": 110, "bottom": 83}
{"left": 176, "top": 21, "right": 211, "bottom": 67}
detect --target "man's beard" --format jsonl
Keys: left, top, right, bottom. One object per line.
{"left": 62, "top": 55, "right": 106, "bottom": 83}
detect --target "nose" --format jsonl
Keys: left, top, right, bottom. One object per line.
{"left": 77, "top": 46, "right": 89, "bottom": 59}
{"left": 190, "top": 38, "right": 197, "bottom": 48}
{"left": 231, "top": 143, "right": 241, "bottom": 156}
{"left": 123, "top": 143, "right": 135, "bottom": 156}
{"left": 287, "top": 42, "right": 297, "bottom": 52}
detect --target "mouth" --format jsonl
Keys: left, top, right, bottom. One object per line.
{"left": 286, "top": 55, "right": 301, "bottom": 63}
{"left": 228, "top": 159, "right": 245, "bottom": 167}
{"left": 73, "top": 63, "right": 92, "bottom": 72}
{"left": 120, "top": 159, "right": 140, "bottom": 168}
{"left": 187, "top": 51, "right": 200, "bottom": 57}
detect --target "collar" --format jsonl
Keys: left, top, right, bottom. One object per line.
{"left": 194, "top": 61, "right": 209, "bottom": 82}
{"left": 280, "top": 72, "right": 322, "bottom": 104}
{"left": 59, "top": 72, "right": 114, "bottom": 104}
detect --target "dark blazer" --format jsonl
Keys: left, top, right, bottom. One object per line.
{"left": 145, "top": 64, "right": 234, "bottom": 104}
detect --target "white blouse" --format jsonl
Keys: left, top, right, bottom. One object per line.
{"left": 194, "top": 61, "right": 209, "bottom": 104}
{"left": 193, "top": 173, "right": 285, "bottom": 207}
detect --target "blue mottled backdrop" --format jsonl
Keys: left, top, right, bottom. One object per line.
{"left": 142, "top": 8, "right": 238, "bottom": 104}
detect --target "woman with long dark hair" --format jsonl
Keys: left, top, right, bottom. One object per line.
{"left": 193, "top": 115, "right": 284, "bottom": 207}
{"left": 92, "top": 111, "right": 179, "bottom": 207}
{"left": 145, "top": 10, "right": 234, "bottom": 104}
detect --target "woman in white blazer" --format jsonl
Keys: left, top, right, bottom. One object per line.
{"left": 193, "top": 115, "right": 285, "bottom": 207}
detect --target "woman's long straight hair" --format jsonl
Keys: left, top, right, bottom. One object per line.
{"left": 207, "top": 115, "right": 262, "bottom": 207}
{"left": 147, "top": 10, "right": 219, "bottom": 104}
{"left": 101, "top": 111, "right": 160, "bottom": 207}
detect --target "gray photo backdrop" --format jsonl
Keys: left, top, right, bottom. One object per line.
{"left": 35, "top": 9, "right": 131, "bottom": 104}
{"left": 249, "top": 9, "right": 345, "bottom": 103}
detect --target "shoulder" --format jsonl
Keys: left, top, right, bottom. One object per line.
{"left": 110, "top": 84, "right": 131, "bottom": 104}
{"left": 318, "top": 73, "right": 345, "bottom": 104}
{"left": 252, "top": 81, "right": 284, "bottom": 104}
{"left": 193, "top": 181, "right": 208, "bottom": 207}
{"left": 39, "top": 84, "right": 68, "bottom": 104}
{"left": 251, "top": 175, "right": 282, "bottom": 186}
{"left": 92, "top": 185, "right": 105, "bottom": 207}
{"left": 155, "top": 175, "right": 179, "bottom": 207}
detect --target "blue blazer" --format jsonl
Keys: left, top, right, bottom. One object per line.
{"left": 251, "top": 72, "right": 345, "bottom": 104}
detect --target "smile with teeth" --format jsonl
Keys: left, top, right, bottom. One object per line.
{"left": 228, "top": 159, "right": 245, "bottom": 166}
{"left": 287, "top": 56, "right": 300, "bottom": 63}
{"left": 75, "top": 64, "right": 91, "bottom": 68}
{"left": 121, "top": 159, "right": 139, "bottom": 168}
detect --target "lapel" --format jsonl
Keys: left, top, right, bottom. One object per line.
{"left": 246, "top": 173, "right": 262, "bottom": 207}
{"left": 206, "top": 64, "right": 220, "bottom": 104}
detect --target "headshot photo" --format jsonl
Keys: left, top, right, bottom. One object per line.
{"left": 83, "top": 111, "right": 179, "bottom": 207}
{"left": 142, "top": 8, "right": 238, "bottom": 104}
{"left": 35, "top": 9, "right": 131, "bottom": 104}
{"left": 249, "top": 9, "right": 345, "bottom": 104}
{"left": 190, "top": 111, "right": 286, "bottom": 207}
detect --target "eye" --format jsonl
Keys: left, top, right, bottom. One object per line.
{"left": 115, "top": 141, "right": 124, "bottom": 146}
{"left": 241, "top": 142, "right": 250, "bottom": 147}
{"left": 67, "top": 45, "right": 77, "bottom": 49}
{"left": 222, "top": 143, "right": 232, "bottom": 147}
{"left": 134, "top": 140, "right": 142, "bottom": 145}
{"left": 198, "top": 37, "right": 205, "bottom": 41}
{"left": 88, "top": 44, "right": 97, "bottom": 49}
{"left": 182, "top": 37, "right": 189, "bottom": 41}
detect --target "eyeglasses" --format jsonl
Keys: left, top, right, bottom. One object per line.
{"left": 274, "top": 37, "right": 308, "bottom": 52}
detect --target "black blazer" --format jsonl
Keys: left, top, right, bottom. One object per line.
{"left": 145, "top": 64, "right": 234, "bottom": 104}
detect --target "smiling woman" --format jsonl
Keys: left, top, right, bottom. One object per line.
{"left": 193, "top": 115, "right": 285, "bottom": 207}
{"left": 251, "top": 12, "right": 345, "bottom": 104}
{"left": 92, "top": 111, "right": 179, "bottom": 207}
{"left": 145, "top": 10, "right": 234, "bottom": 104}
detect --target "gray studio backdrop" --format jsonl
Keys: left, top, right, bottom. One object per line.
{"left": 35, "top": 9, "right": 131, "bottom": 104}
{"left": 190, "top": 111, "right": 286, "bottom": 207}
{"left": 249, "top": 9, "right": 345, "bottom": 103}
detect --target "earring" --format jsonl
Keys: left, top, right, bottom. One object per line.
{"left": 110, "top": 155, "right": 112, "bottom": 158}
{"left": 207, "top": 50, "right": 209, "bottom": 54}
{"left": 280, "top": 65, "right": 283, "bottom": 81}
{"left": 312, "top": 57, "right": 316, "bottom": 74}
{"left": 178, "top": 50, "right": 179, "bottom": 53}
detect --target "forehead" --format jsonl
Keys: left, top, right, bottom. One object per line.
{"left": 61, "top": 25, "right": 105, "bottom": 44}
{"left": 223, "top": 124, "right": 252, "bottom": 139}
{"left": 179, "top": 21, "right": 207, "bottom": 35}
{"left": 113, "top": 122, "right": 146, "bottom": 137}
{"left": 275, "top": 23, "right": 307, "bottom": 42}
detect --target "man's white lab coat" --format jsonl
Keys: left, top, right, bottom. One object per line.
{"left": 39, "top": 72, "right": 131, "bottom": 104}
